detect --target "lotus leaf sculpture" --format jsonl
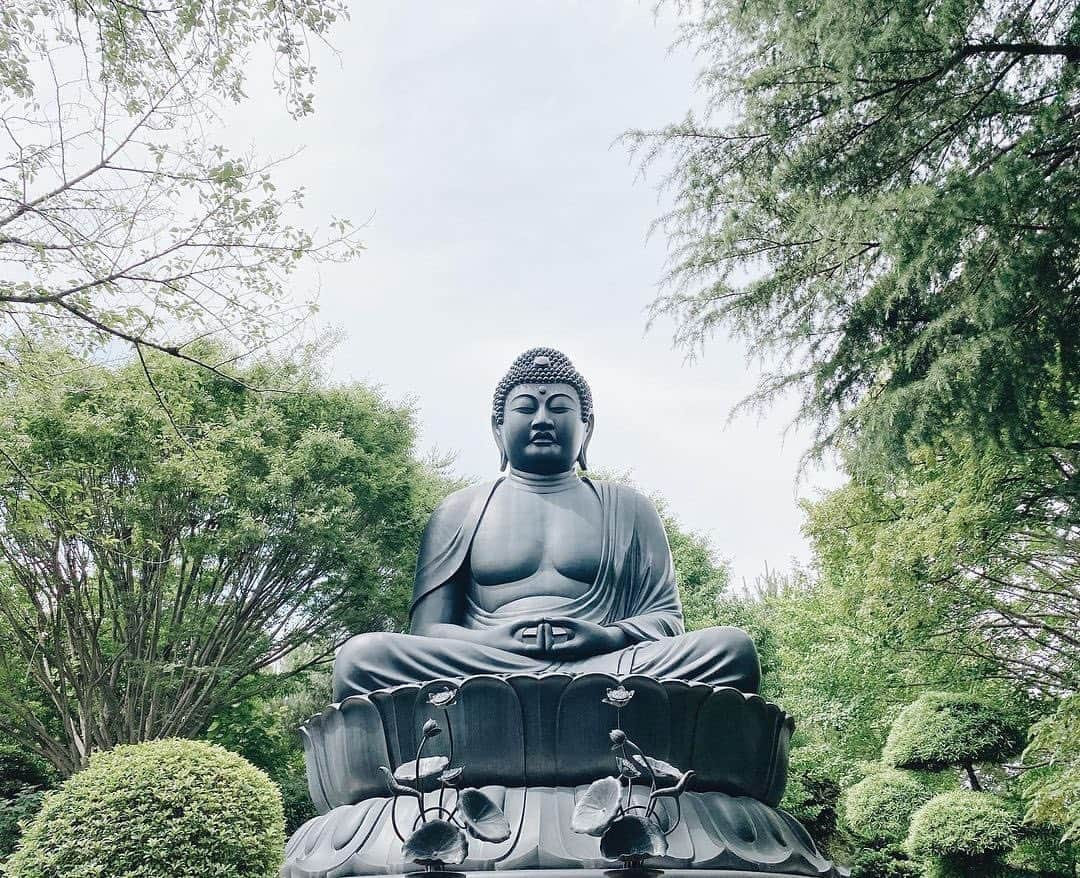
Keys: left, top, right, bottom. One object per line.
{"left": 571, "top": 685, "right": 695, "bottom": 871}
{"left": 380, "top": 696, "right": 511, "bottom": 871}
{"left": 401, "top": 819, "right": 468, "bottom": 867}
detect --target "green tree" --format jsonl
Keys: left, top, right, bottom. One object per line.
{"left": 1, "top": 0, "right": 361, "bottom": 376}
{"left": 844, "top": 768, "right": 934, "bottom": 845}
{"left": 905, "top": 790, "right": 1019, "bottom": 878}
{"left": 1020, "top": 695, "right": 1080, "bottom": 841}
{"left": 633, "top": 0, "right": 1080, "bottom": 855}
{"left": 883, "top": 693, "right": 1024, "bottom": 790}
{"left": 636, "top": 0, "right": 1078, "bottom": 469}
{"left": 0, "top": 345, "right": 447, "bottom": 775}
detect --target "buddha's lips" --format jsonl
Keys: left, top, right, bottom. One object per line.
{"left": 530, "top": 432, "right": 556, "bottom": 444}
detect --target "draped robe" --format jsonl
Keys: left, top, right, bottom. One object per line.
{"left": 332, "top": 478, "right": 760, "bottom": 699}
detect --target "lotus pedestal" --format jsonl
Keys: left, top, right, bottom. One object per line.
{"left": 282, "top": 673, "right": 844, "bottom": 878}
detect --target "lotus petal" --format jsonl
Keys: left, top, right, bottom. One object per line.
{"left": 616, "top": 757, "right": 642, "bottom": 779}
{"left": 631, "top": 754, "right": 681, "bottom": 780}
{"left": 600, "top": 815, "right": 668, "bottom": 861}
{"left": 402, "top": 818, "right": 468, "bottom": 866}
{"left": 427, "top": 687, "right": 459, "bottom": 708}
{"left": 571, "top": 776, "right": 623, "bottom": 837}
{"left": 457, "top": 788, "right": 511, "bottom": 842}
{"left": 393, "top": 756, "right": 450, "bottom": 784}
{"left": 602, "top": 686, "right": 635, "bottom": 708}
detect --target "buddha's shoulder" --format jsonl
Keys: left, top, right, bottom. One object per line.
{"left": 583, "top": 478, "right": 662, "bottom": 517}
{"left": 426, "top": 480, "right": 500, "bottom": 524}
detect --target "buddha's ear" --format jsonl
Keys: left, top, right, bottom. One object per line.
{"left": 577, "top": 413, "right": 595, "bottom": 472}
{"left": 491, "top": 416, "right": 508, "bottom": 471}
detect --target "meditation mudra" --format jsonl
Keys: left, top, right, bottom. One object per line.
{"left": 332, "top": 347, "right": 760, "bottom": 700}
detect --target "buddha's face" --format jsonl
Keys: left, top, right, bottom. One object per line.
{"left": 494, "top": 382, "right": 593, "bottom": 474}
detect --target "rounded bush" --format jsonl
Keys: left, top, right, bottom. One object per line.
{"left": 6, "top": 739, "right": 284, "bottom": 878}
{"left": 883, "top": 692, "right": 1023, "bottom": 772}
{"left": 843, "top": 768, "right": 934, "bottom": 842}
{"left": 905, "top": 790, "right": 1018, "bottom": 860}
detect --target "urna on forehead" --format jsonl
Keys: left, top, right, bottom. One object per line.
{"left": 491, "top": 346, "right": 593, "bottom": 425}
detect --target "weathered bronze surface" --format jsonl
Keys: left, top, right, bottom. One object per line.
{"left": 332, "top": 348, "right": 760, "bottom": 700}
{"left": 284, "top": 348, "right": 844, "bottom": 878}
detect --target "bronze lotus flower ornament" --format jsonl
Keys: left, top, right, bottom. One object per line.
{"left": 571, "top": 685, "right": 695, "bottom": 871}
{"left": 379, "top": 694, "right": 510, "bottom": 872}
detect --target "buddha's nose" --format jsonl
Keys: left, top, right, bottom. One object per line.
{"left": 531, "top": 411, "right": 554, "bottom": 430}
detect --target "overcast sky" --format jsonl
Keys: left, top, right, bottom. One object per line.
{"left": 226, "top": 1, "right": 843, "bottom": 589}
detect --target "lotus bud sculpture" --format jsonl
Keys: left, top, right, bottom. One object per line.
{"left": 570, "top": 685, "right": 694, "bottom": 871}
{"left": 379, "top": 684, "right": 511, "bottom": 872}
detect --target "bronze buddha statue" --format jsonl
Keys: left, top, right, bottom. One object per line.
{"left": 332, "top": 347, "right": 760, "bottom": 700}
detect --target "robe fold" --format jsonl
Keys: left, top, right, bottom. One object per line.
{"left": 331, "top": 478, "right": 761, "bottom": 699}
{"left": 409, "top": 477, "right": 684, "bottom": 641}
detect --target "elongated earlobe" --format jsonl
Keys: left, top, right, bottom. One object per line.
{"left": 492, "top": 416, "right": 508, "bottom": 472}
{"left": 577, "top": 413, "right": 594, "bottom": 472}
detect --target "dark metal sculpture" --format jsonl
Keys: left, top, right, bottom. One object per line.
{"left": 332, "top": 348, "right": 761, "bottom": 699}
{"left": 379, "top": 685, "right": 511, "bottom": 871}
{"left": 283, "top": 348, "right": 845, "bottom": 878}
{"left": 570, "top": 686, "right": 695, "bottom": 871}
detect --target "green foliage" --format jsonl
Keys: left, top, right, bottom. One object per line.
{"left": 0, "top": 345, "right": 447, "bottom": 774}
{"left": 0, "top": 745, "right": 49, "bottom": 800}
{"left": 1003, "top": 832, "right": 1079, "bottom": 877}
{"left": 0, "top": 741, "right": 51, "bottom": 859}
{"left": 0, "top": 789, "right": 45, "bottom": 862}
{"left": 630, "top": 0, "right": 1078, "bottom": 860}
{"left": 803, "top": 439, "right": 1079, "bottom": 697}
{"left": 883, "top": 693, "right": 1023, "bottom": 774}
{"left": 847, "top": 845, "right": 921, "bottom": 878}
{"left": 906, "top": 791, "right": 1019, "bottom": 860}
{"left": 638, "top": 0, "right": 1078, "bottom": 470}
{"left": 1020, "top": 695, "right": 1080, "bottom": 841}
{"left": 5, "top": 739, "right": 283, "bottom": 878}
{"left": 843, "top": 769, "right": 934, "bottom": 843}
{"left": 205, "top": 668, "right": 330, "bottom": 834}
{"left": 1, "top": 0, "right": 360, "bottom": 379}
{"left": 779, "top": 742, "right": 843, "bottom": 850}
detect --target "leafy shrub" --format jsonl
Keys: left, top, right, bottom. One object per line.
{"left": 780, "top": 742, "right": 843, "bottom": 852}
{"left": 1020, "top": 694, "right": 1080, "bottom": 841}
{"left": 204, "top": 668, "right": 328, "bottom": 834}
{"left": 843, "top": 768, "right": 934, "bottom": 843}
{"left": 848, "top": 844, "right": 921, "bottom": 878}
{"left": 0, "top": 741, "right": 51, "bottom": 859}
{"left": 1003, "top": 832, "right": 1078, "bottom": 877}
{"left": 0, "top": 745, "right": 50, "bottom": 799}
{"left": 906, "top": 790, "right": 1018, "bottom": 860}
{"left": 0, "top": 789, "right": 45, "bottom": 860}
{"left": 5, "top": 739, "right": 284, "bottom": 878}
{"left": 884, "top": 692, "right": 1023, "bottom": 773}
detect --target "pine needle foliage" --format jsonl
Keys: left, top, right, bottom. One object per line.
{"left": 883, "top": 692, "right": 1023, "bottom": 775}
{"left": 843, "top": 768, "right": 935, "bottom": 843}
{"left": 635, "top": 0, "right": 1079, "bottom": 467}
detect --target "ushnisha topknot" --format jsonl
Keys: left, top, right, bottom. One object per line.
{"left": 492, "top": 347, "right": 593, "bottom": 425}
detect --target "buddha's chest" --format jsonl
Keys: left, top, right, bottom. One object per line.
{"left": 468, "top": 484, "right": 603, "bottom": 589}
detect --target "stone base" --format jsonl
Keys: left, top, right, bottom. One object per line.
{"left": 282, "top": 787, "right": 845, "bottom": 878}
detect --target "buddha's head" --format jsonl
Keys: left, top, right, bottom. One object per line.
{"left": 492, "top": 347, "right": 594, "bottom": 474}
